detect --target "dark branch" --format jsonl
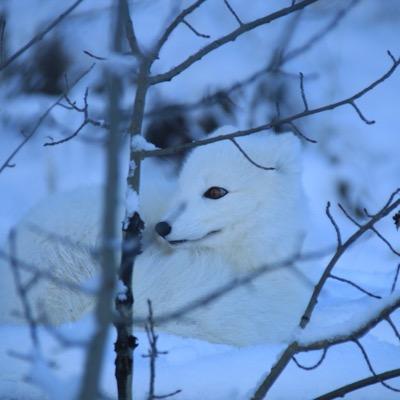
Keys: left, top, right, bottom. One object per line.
{"left": 223, "top": 0, "right": 244, "bottom": 26}
{"left": 139, "top": 52, "right": 400, "bottom": 159}
{"left": 326, "top": 202, "right": 342, "bottom": 248}
{"left": 391, "top": 264, "right": 400, "bottom": 293}
{"left": 283, "top": 0, "right": 361, "bottom": 63}
{"left": 329, "top": 274, "right": 382, "bottom": 299}
{"left": 152, "top": 0, "right": 208, "bottom": 61}
{"left": 120, "top": 0, "right": 143, "bottom": 57}
{"left": 386, "top": 316, "right": 400, "bottom": 342}
{"left": 288, "top": 122, "right": 317, "bottom": 143}
{"left": 292, "top": 348, "right": 327, "bottom": 370}
{"left": 301, "top": 190, "right": 400, "bottom": 329}
{"left": 339, "top": 203, "right": 400, "bottom": 257}
{"left": 0, "top": 0, "right": 85, "bottom": 71}
{"left": 8, "top": 230, "right": 40, "bottom": 348}
{"left": 150, "top": 0, "right": 320, "bottom": 84}
{"left": 182, "top": 19, "right": 210, "bottom": 38}
{"left": 349, "top": 101, "right": 375, "bottom": 125}
{"left": 353, "top": 340, "right": 400, "bottom": 392}
{"left": 0, "top": 64, "right": 94, "bottom": 173}
{"left": 230, "top": 138, "right": 275, "bottom": 171}
{"left": 299, "top": 72, "right": 309, "bottom": 110}
{"left": 314, "top": 368, "right": 400, "bottom": 400}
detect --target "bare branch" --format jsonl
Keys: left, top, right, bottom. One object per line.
{"left": 150, "top": 0, "right": 320, "bottom": 85}
{"left": 83, "top": 49, "right": 107, "bottom": 60}
{"left": 301, "top": 191, "right": 400, "bottom": 328}
{"left": 288, "top": 122, "right": 317, "bottom": 143}
{"left": 314, "top": 368, "right": 400, "bottom": 400}
{"left": 44, "top": 88, "right": 90, "bottom": 146}
{"left": 120, "top": 0, "right": 143, "bottom": 57}
{"left": 326, "top": 202, "right": 342, "bottom": 248}
{"left": 182, "top": 19, "right": 210, "bottom": 38}
{"left": 292, "top": 348, "right": 327, "bottom": 370}
{"left": 0, "top": 0, "right": 85, "bottom": 71}
{"left": 391, "top": 263, "right": 400, "bottom": 293}
{"left": 299, "top": 72, "right": 309, "bottom": 110}
{"left": 283, "top": 0, "right": 361, "bottom": 63}
{"left": 329, "top": 274, "right": 382, "bottom": 299}
{"left": 8, "top": 230, "right": 40, "bottom": 348}
{"left": 339, "top": 203, "right": 400, "bottom": 257}
{"left": 223, "top": 0, "right": 244, "bottom": 26}
{"left": 152, "top": 0, "right": 208, "bottom": 61}
{"left": 143, "top": 300, "right": 181, "bottom": 400}
{"left": 230, "top": 138, "right": 275, "bottom": 171}
{"left": 386, "top": 316, "right": 400, "bottom": 342}
{"left": 0, "top": 15, "right": 5, "bottom": 65}
{"left": 139, "top": 52, "right": 400, "bottom": 159}
{"left": 349, "top": 101, "right": 375, "bottom": 125}
{"left": 0, "top": 64, "right": 95, "bottom": 173}
{"left": 353, "top": 339, "right": 400, "bottom": 392}
{"left": 251, "top": 189, "right": 400, "bottom": 399}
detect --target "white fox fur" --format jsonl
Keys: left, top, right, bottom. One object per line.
{"left": 1, "top": 127, "right": 311, "bottom": 346}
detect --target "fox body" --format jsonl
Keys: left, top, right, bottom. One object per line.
{"left": 1, "top": 128, "right": 310, "bottom": 346}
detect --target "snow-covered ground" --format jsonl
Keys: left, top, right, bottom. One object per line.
{"left": 1, "top": 0, "right": 400, "bottom": 399}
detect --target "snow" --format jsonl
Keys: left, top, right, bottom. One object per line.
{"left": 123, "top": 186, "right": 139, "bottom": 228}
{"left": 1, "top": 0, "right": 400, "bottom": 399}
{"left": 116, "top": 280, "right": 128, "bottom": 302}
{"left": 130, "top": 134, "right": 158, "bottom": 152}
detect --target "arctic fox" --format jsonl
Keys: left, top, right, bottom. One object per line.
{"left": 1, "top": 127, "right": 310, "bottom": 346}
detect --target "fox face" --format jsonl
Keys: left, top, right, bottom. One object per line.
{"left": 154, "top": 128, "right": 305, "bottom": 256}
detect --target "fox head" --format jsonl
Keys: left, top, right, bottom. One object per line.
{"left": 155, "top": 127, "right": 306, "bottom": 268}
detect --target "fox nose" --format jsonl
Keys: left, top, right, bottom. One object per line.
{"left": 155, "top": 221, "right": 171, "bottom": 237}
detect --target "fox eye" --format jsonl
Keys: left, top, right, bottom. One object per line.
{"left": 203, "top": 186, "right": 228, "bottom": 200}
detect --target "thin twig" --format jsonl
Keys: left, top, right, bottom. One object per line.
{"left": 223, "top": 0, "right": 244, "bottom": 26}
{"left": 182, "top": 19, "right": 210, "bottom": 38}
{"left": 143, "top": 300, "right": 181, "bottom": 400}
{"left": 145, "top": 0, "right": 353, "bottom": 119}
{"left": 386, "top": 316, "right": 400, "bottom": 342}
{"left": 0, "top": 64, "right": 95, "bottom": 173}
{"left": 326, "top": 202, "right": 342, "bottom": 248}
{"left": 251, "top": 189, "right": 400, "bottom": 399}
{"left": 8, "top": 230, "right": 40, "bottom": 348}
{"left": 391, "top": 264, "right": 400, "bottom": 293}
{"left": 299, "top": 72, "right": 309, "bottom": 110}
{"left": 288, "top": 122, "right": 317, "bottom": 143}
{"left": 0, "top": 0, "right": 85, "bottom": 71}
{"left": 353, "top": 339, "right": 400, "bottom": 392}
{"left": 152, "top": 0, "right": 208, "bottom": 61}
{"left": 139, "top": 51, "right": 400, "bottom": 159}
{"left": 150, "top": 0, "right": 320, "bottom": 84}
{"left": 329, "top": 274, "right": 382, "bottom": 299}
{"left": 83, "top": 49, "right": 107, "bottom": 60}
{"left": 230, "top": 138, "right": 275, "bottom": 171}
{"left": 314, "top": 368, "right": 400, "bottom": 400}
{"left": 292, "top": 348, "right": 327, "bottom": 370}
{"left": 283, "top": 0, "right": 361, "bottom": 63}
{"left": 339, "top": 203, "right": 400, "bottom": 257}
{"left": 0, "top": 16, "right": 6, "bottom": 65}
{"left": 349, "top": 101, "right": 375, "bottom": 125}
{"left": 120, "top": 0, "right": 143, "bottom": 57}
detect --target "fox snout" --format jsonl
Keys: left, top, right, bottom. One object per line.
{"left": 155, "top": 221, "right": 172, "bottom": 237}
